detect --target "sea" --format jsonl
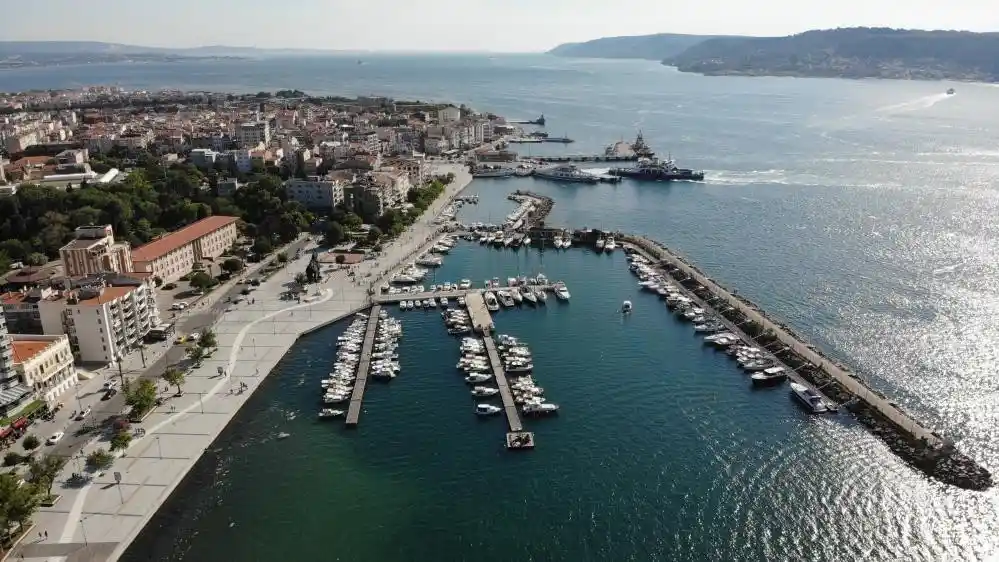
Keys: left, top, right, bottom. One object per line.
{"left": 4, "top": 55, "right": 998, "bottom": 561}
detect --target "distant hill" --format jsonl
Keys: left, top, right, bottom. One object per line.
{"left": 0, "top": 41, "right": 347, "bottom": 58}
{"left": 665, "top": 27, "right": 999, "bottom": 82}
{"left": 548, "top": 33, "right": 734, "bottom": 60}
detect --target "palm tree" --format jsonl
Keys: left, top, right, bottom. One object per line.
{"left": 27, "top": 455, "right": 67, "bottom": 500}
{"left": 162, "top": 367, "right": 186, "bottom": 396}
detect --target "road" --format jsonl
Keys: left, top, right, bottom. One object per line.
{"left": 45, "top": 236, "right": 314, "bottom": 461}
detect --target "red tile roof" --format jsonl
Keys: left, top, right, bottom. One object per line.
{"left": 131, "top": 216, "right": 239, "bottom": 263}
{"left": 12, "top": 340, "right": 51, "bottom": 363}
{"left": 75, "top": 286, "right": 134, "bottom": 306}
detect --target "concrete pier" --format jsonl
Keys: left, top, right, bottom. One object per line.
{"left": 464, "top": 291, "right": 494, "bottom": 334}
{"left": 345, "top": 305, "right": 381, "bottom": 427}
{"left": 482, "top": 335, "right": 523, "bottom": 433}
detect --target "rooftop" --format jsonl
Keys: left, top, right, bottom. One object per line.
{"left": 131, "top": 215, "right": 239, "bottom": 262}
{"left": 74, "top": 285, "right": 135, "bottom": 307}
{"left": 12, "top": 340, "right": 54, "bottom": 363}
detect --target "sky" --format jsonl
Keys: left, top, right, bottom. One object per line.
{"left": 5, "top": 0, "right": 999, "bottom": 52}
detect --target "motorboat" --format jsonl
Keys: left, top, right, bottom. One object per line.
{"left": 622, "top": 300, "right": 633, "bottom": 313}
{"left": 471, "top": 386, "right": 500, "bottom": 397}
{"left": 604, "top": 236, "right": 617, "bottom": 252}
{"left": 522, "top": 402, "right": 559, "bottom": 416}
{"left": 751, "top": 367, "right": 788, "bottom": 387}
{"left": 553, "top": 282, "right": 570, "bottom": 301}
{"left": 475, "top": 403, "right": 502, "bottom": 416}
{"left": 440, "top": 297, "right": 449, "bottom": 307}
{"left": 596, "top": 237, "right": 606, "bottom": 252}
{"left": 532, "top": 287, "right": 547, "bottom": 304}
{"left": 416, "top": 255, "right": 443, "bottom": 267}
{"left": 466, "top": 373, "right": 493, "bottom": 384}
{"left": 533, "top": 164, "right": 598, "bottom": 183}
{"left": 694, "top": 322, "right": 724, "bottom": 333}
{"left": 520, "top": 286, "right": 537, "bottom": 305}
{"left": 484, "top": 291, "right": 500, "bottom": 312}
{"left": 510, "top": 289, "right": 523, "bottom": 304}
{"left": 789, "top": 382, "right": 829, "bottom": 413}
{"left": 318, "top": 408, "right": 346, "bottom": 419}
{"left": 459, "top": 279, "right": 472, "bottom": 289}
{"left": 497, "top": 291, "right": 516, "bottom": 308}
{"left": 457, "top": 296, "right": 466, "bottom": 307}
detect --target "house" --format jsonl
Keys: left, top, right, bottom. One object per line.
{"left": 130, "top": 216, "right": 240, "bottom": 283}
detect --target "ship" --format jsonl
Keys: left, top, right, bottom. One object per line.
{"left": 946, "top": 88, "right": 956, "bottom": 95}
{"left": 631, "top": 131, "right": 655, "bottom": 158}
{"left": 609, "top": 157, "right": 705, "bottom": 182}
{"left": 512, "top": 114, "right": 546, "bottom": 126}
{"left": 533, "top": 164, "right": 598, "bottom": 183}
{"left": 472, "top": 166, "right": 515, "bottom": 178}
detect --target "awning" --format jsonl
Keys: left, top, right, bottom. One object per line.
{"left": 0, "top": 427, "right": 12, "bottom": 439}
{"left": 12, "top": 418, "right": 28, "bottom": 429}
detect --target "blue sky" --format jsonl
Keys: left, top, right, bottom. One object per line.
{"left": 6, "top": 0, "right": 999, "bottom": 52}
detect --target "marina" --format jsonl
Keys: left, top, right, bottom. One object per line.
{"left": 344, "top": 306, "right": 382, "bottom": 426}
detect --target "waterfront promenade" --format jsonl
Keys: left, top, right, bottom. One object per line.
{"left": 17, "top": 164, "right": 472, "bottom": 562}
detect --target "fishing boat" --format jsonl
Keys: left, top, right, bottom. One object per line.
{"left": 622, "top": 300, "right": 633, "bottom": 313}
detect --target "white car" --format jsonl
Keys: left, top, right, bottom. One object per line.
{"left": 47, "top": 432, "right": 64, "bottom": 445}
{"left": 170, "top": 302, "right": 188, "bottom": 311}
{"left": 188, "top": 332, "right": 200, "bottom": 341}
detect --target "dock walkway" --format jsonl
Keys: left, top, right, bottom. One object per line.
{"left": 483, "top": 335, "right": 523, "bottom": 432}
{"left": 346, "top": 305, "right": 381, "bottom": 426}
{"left": 375, "top": 285, "right": 552, "bottom": 306}
{"left": 464, "top": 291, "right": 494, "bottom": 334}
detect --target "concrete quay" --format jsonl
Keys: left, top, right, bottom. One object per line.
{"left": 17, "top": 164, "right": 476, "bottom": 561}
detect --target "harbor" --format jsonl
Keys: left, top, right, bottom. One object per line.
{"left": 343, "top": 306, "right": 381, "bottom": 426}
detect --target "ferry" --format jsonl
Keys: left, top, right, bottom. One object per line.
{"left": 533, "top": 165, "right": 599, "bottom": 184}
{"left": 472, "top": 166, "right": 515, "bottom": 178}
{"left": 609, "top": 157, "right": 705, "bottom": 182}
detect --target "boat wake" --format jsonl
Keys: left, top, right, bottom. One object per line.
{"left": 875, "top": 93, "right": 952, "bottom": 114}
{"left": 932, "top": 262, "right": 965, "bottom": 275}
{"left": 706, "top": 169, "right": 790, "bottom": 185}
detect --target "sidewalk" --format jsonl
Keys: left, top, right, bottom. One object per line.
{"left": 17, "top": 169, "right": 474, "bottom": 562}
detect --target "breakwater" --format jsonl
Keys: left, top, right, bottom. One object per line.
{"left": 510, "top": 190, "right": 554, "bottom": 229}
{"left": 612, "top": 231, "right": 992, "bottom": 491}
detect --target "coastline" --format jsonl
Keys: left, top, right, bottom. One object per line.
{"left": 659, "top": 63, "right": 990, "bottom": 83}
{"left": 20, "top": 164, "right": 472, "bottom": 561}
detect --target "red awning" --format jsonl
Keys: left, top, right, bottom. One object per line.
{"left": 0, "top": 427, "right": 12, "bottom": 439}
{"left": 12, "top": 418, "right": 27, "bottom": 429}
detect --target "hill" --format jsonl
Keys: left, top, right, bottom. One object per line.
{"left": 664, "top": 27, "right": 999, "bottom": 82}
{"left": 0, "top": 41, "right": 347, "bottom": 57}
{"left": 548, "top": 33, "right": 732, "bottom": 60}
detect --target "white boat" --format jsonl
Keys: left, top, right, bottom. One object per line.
{"left": 466, "top": 373, "right": 493, "bottom": 384}
{"left": 553, "top": 282, "right": 570, "bottom": 301}
{"left": 522, "top": 402, "right": 559, "bottom": 416}
{"left": 318, "top": 408, "right": 346, "bottom": 419}
{"left": 596, "top": 237, "right": 606, "bottom": 251}
{"left": 520, "top": 286, "right": 537, "bottom": 305}
{"left": 534, "top": 164, "right": 599, "bottom": 183}
{"left": 471, "top": 386, "right": 500, "bottom": 397}
{"left": 532, "top": 287, "right": 547, "bottom": 304}
{"left": 790, "top": 382, "right": 829, "bottom": 413}
{"left": 458, "top": 279, "right": 472, "bottom": 289}
{"left": 497, "top": 291, "right": 515, "bottom": 308}
{"left": 416, "top": 255, "right": 443, "bottom": 267}
{"left": 510, "top": 289, "right": 523, "bottom": 304}
{"left": 622, "top": 300, "right": 633, "bottom": 313}
{"left": 475, "top": 403, "right": 502, "bottom": 416}
{"left": 604, "top": 236, "right": 617, "bottom": 252}
{"left": 473, "top": 166, "right": 515, "bottom": 178}
{"left": 484, "top": 291, "right": 500, "bottom": 312}
{"left": 440, "top": 297, "right": 449, "bottom": 307}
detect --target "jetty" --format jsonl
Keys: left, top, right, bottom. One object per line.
{"left": 464, "top": 291, "right": 495, "bottom": 334}
{"left": 532, "top": 154, "right": 638, "bottom": 163}
{"left": 374, "top": 286, "right": 552, "bottom": 305}
{"left": 483, "top": 335, "right": 534, "bottom": 449}
{"left": 616, "top": 233, "right": 992, "bottom": 490}
{"left": 345, "top": 305, "right": 381, "bottom": 427}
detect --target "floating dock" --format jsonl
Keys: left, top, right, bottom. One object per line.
{"left": 374, "top": 286, "right": 552, "bottom": 306}
{"left": 345, "top": 305, "right": 381, "bottom": 427}
{"left": 483, "top": 335, "right": 535, "bottom": 450}
{"left": 464, "top": 291, "right": 494, "bottom": 334}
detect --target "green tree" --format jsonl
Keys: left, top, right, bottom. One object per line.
{"left": 188, "top": 271, "right": 214, "bottom": 290}
{"left": 198, "top": 328, "right": 217, "bottom": 349}
{"left": 325, "top": 221, "right": 344, "bottom": 246}
{"left": 110, "top": 430, "right": 132, "bottom": 452}
{"left": 252, "top": 236, "right": 272, "bottom": 255}
{"left": 222, "top": 257, "right": 244, "bottom": 273}
{"left": 187, "top": 345, "right": 206, "bottom": 365}
{"left": 335, "top": 254, "right": 346, "bottom": 265}
{"left": 27, "top": 455, "right": 67, "bottom": 499}
{"left": 26, "top": 252, "right": 48, "bottom": 266}
{"left": 366, "top": 226, "right": 383, "bottom": 244}
{"left": 277, "top": 252, "right": 288, "bottom": 263}
{"left": 3, "top": 452, "right": 22, "bottom": 467}
{"left": 125, "top": 379, "right": 158, "bottom": 416}
{"left": 0, "top": 472, "right": 40, "bottom": 536}
{"left": 343, "top": 213, "right": 363, "bottom": 230}
{"left": 86, "top": 449, "right": 114, "bottom": 470}
{"left": 162, "top": 367, "right": 186, "bottom": 395}
{"left": 294, "top": 272, "right": 309, "bottom": 285}
{"left": 21, "top": 435, "right": 39, "bottom": 451}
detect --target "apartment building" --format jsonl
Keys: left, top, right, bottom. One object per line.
{"left": 11, "top": 334, "right": 77, "bottom": 403}
{"left": 0, "top": 286, "right": 56, "bottom": 334}
{"left": 130, "top": 216, "right": 240, "bottom": 283}
{"left": 38, "top": 283, "right": 159, "bottom": 365}
{"left": 59, "top": 225, "right": 133, "bottom": 278}
{"left": 189, "top": 148, "right": 219, "bottom": 169}
{"left": 0, "top": 315, "right": 32, "bottom": 417}
{"left": 437, "top": 106, "right": 461, "bottom": 123}
{"left": 236, "top": 121, "right": 270, "bottom": 148}
{"left": 284, "top": 176, "right": 346, "bottom": 211}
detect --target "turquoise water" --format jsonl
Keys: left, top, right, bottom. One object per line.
{"left": 13, "top": 55, "right": 996, "bottom": 560}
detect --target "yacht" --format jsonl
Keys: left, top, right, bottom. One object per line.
{"left": 522, "top": 402, "right": 559, "bottom": 416}
{"left": 510, "top": 288, "right": 524, "bottom": 304}
{"left": 552, "top": 236, "right": 565, "bottom": 249}
{"left": 497, "top": 291, "right": 516, "bottom": 308}
{"left": 622, "top": 300, "right": 633, "bottom": 313}
{"left": 595, "top": 237, "right": 606, "bottom": 252}
{"left": 471, "top": 386, "right": 500, "bottom": 397}
{"left": 458, "top": 279, "right": 472, "bottom": 290}
{"left": 475, "top": 403, "right": 503, "bottom": 416}
{"left": 466, "top": 373, "right": 493, "bottom": 384}
{"left": 531, "top": 286, "right": 547, "bottom": 304}
{"left": 751, "top": 367, "right": 788, "bottom": 387}
{"left": 789, "top": 382, "right": 829, "bottom": 413}
{"left": 534, "top": 164, "right": 599, "bottom": 183}
{"left": 553, "top": 282, "right": 571, "bottom": 301}
{"left": 520, "top": 286, "right": 537, "bottom": 305}
{"left": 484, "top": 291, "right": 500, "bottom": 311}
{"left": 399, "top": 300, "right": 407, "bottom": 311}
{"left": 472, "top": 166, "right": 515, "bottom": 178}
{"left": 604, "top": 236, "right": 617, "bottom": 252}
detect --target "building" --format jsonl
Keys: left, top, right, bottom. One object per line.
{"left": 189, "top": 148, "right": 218, "bottom": 169}
{"left": 0, "top": 315, "right": 32, "bottom": 417}
{"left": 130, "top": 216, "right": 240, "bottom": 283}
{"left": 59, "top": 225, "right": 133, "bottom": 278}
{"left": 39, "top": 283, "right": 159, "bottom": 364}
{"left": 438, "top": 106, "right": 461, "bottom": 123}
{"left": 216, "top": 178, "right": 243, "bottom": 197}
{"left": 1, "top": 286, "right": 57, "bottom": 334}
{"left": 236, "top": 121, "right": 270, "bottom": 148}
{"left": 348, "top": 171, "right": 411, "bottom": 218}
{"left": 284, "top": 176, "right": 346, "bottom": 211}
{"left": 11, "top": 335, "right": 77, "bottom": 403}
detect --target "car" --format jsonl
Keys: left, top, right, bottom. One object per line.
{"left": 174, "top": 335, "right": 187, "bottom": 344}
{"left": 240, "top": 288, "right": 251, "bottom": 295}
{"left": 103, "top": 380, "right": 120, "bottom": 391}
{"left": 188, "top": 332, "right": 200, "bottom": 341}
{"left": 47, "top": 432, "right": 64, "bottom": 445}
{"left": 101, "top": 388, "right": 117, "bottom": 401}
{"left": 76, "top": 407, "right": 91, "bottom": 420}
{"left": 225, "top": 306, "right": 235, "bottom": 313}
{"left": 250, "top": 279, "right": 261, "bottom": 286}
{"left": 190, "top": 289, "right": 205, "bottom": 296}
{"left": 170, "top": 302, "right": 188, "bottom": 311}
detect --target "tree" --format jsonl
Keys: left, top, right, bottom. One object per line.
{"left": 343, "top": 213, "right": 363, "bottom": 230}
{"left": 3, "top": 452, "right": 22, "bottom": 467}
{"left": 0, "top": 472, "right": 40, "bottom": 536}
{"left": 188, "top": 271, "right": 214, "bottom": 291}
{"left": 366, "top": 226, "right": 383, "bottom": 244}
{"left": 86, "top": 449, "right": 114, "bottom": 470}
{"left": 26, "top": 252, "right": 48, "bottom": 266}
{"left": 110, "top": 430, "right": 132, "bottom": 452}
{"left": 187, "top": 345, "right": 206, "bottom": 365}
{"left": 277, "top": 252, "right": 288, "bottom": 263}
{"left": 22, "top": 435, "right": 39, "bottom": 451}
{"left": 325, "top": 221, "right": 344, "bottom": 246}
{"left": 125, "top": 379, "right": 157, "bottom": 416}
{"left": 294, "top": 272, "right": 309, "bottom": 285}
{"left": 198, "top": 328, "right": 217, "bottom": 349}
{"left": 222, "top": 257, "right": 244, "bottom": 273}
{"left": 162, "top": 367, "right": 186, "bottom": 395}
{"left": 252, "top": 236, "right": 272, "bottom": 255}
{"left": 335, "top": 254, "right": 346, "bottom": 265}
{"left": 27, "top": 455, "right": 67, "bottom": 499}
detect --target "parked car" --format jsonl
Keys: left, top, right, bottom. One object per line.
{"left": 76, "top": 407, "right": 91, "bottom": 421}
{"left": 47, "top": 432, "right": 64, "bottom": 445}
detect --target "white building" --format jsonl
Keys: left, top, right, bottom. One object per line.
{"left": 437, "top": 106, "right": 461, "bottom": 123}
{"left": 11, "top": 335, "right": 77, "bottom": 404}
{"left": 59, "top": 225, "right": 133, "bottom": 278}
{"left": 284, "top": 176, "right": 346, "bottom": 211}
{"left": 230, "top": 149, "right": 253, "bottom": 173}
{"left": 236, "top": 121, "right": 270, "bottom": 148}
{"left": 0, "top": 315, "right": 33, "bottom": 418}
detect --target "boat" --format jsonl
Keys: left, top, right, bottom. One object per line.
{"left": 466, "top": 373, "right": 493, "bottom": 384}
{"left": 622, "top": 300, "right": 633, "bottom": 313}
{"left": 497, "top": 291, "right": 516, "bottom": 308}
{"left": 510, "top": 288, "right": 523, "bottom": 304}
{"left": 318, "top": 408, "right": 346, "bottom": 419}
{"left": 533, "top": 164, "right": 599, "bottom": 183}
{"left": 789, "top": 382, "right": 828, "bottom": 413}
{"left": 277, "top": 432, "right": 291, "bottom": 439}
{"left": 471, "top": 386, "right": 500, "bottom": 397}
{"left": 522, "top": 402, "right": 559, "bottom": 416}
{"left": 947, "top": 88, "right": 956, "bottom": 95}
{"left": 553, "top": 282, "right": 570, "bottom": 301}
{"left": 751, "top": 367, "right": 788, "bottom": 387}
{"left": 475, "top": 403, "right": 502, "bottom": 416}
{"left": 484, "top": 291, "right": 500, "bottom": 311}
{"left": 472, "top": 166, "right": 515, "bottom": 178}
{"left": 520, "top": 286, "right": 537, "bottom": 305}
{"left": 532, "top": 286, "right": 547, "bottom": 304}
{"left": 604, "top": 236, "right": 617, "bottom": 252}
{"left": 595, "top": 237, "right": 606, "bottom": 251}
{"left": 609, "top": 156, "right": 705, "bottom": 182}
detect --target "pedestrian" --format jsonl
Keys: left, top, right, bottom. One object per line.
{"left": 45, "top": 531, "right": 48, "bottom": 539}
